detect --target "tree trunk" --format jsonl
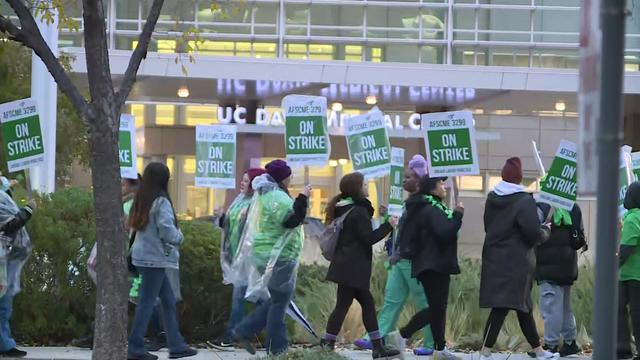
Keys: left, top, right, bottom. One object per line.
{"left": 89, "top": 105, "right": 128, "bottom": 360}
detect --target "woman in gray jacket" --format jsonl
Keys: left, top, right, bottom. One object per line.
{"left": 127, "top": 163, "right": 196, "bottom": 360}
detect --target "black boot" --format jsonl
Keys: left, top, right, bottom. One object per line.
{"left": 320, "top": 338, "right": 336, "bottom": 351}
{"left": 559, "top": 341, "right": 580, "bottom": 357}
{"left": 372, "top": 338, "right": 402, "bottom": 360}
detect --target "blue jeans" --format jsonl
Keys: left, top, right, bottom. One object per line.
{"left": 223, "top": 285, "right": 247, "bottom": 343}
{"left": 0, "top": 294, "right": 16, "bottom": 351}
{"left": 234, "top": 260, "right": 297, "bottom": 355}
{"left": 539, "top": 281, "right": 577, "bottom": 346}
{"left": 128, "top": 267, "right": 188, "bottom": 357}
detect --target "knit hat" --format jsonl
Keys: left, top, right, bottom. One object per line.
{"left": 265, "top": 160, "right": 292, "bottom": 183}
{"left": 408, "top": 154, "right": 428, "bottom": 178}
{"left": 501, "top": 157, "right": 523, "bottom": 184}
{"left": 246, "top": 168, "right": 266, "bottom": 191}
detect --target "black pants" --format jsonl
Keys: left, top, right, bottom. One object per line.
{"left": 618, "top": 280, "right": 640, "bottom": 355}
{"left": 483, "top": 308, "right": 541, "bottom": 348}
{"left": 400, "top": 271, "right": 450, "bottom": 351}
{"left": 326, "top": 285, "right": 379, "bottom": 335}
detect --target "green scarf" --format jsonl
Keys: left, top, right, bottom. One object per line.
{"left": 424, "top": 195, "right": 453, "bottom": 219}
{"left": 553, "top": 208, "right": 573, "bottom": 226}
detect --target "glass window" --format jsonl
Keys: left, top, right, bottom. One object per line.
{"left": 183, "top": 157, "right": 196, "bottom": 174}
{"left": 197, "top": 1, "right": 252, "bottom": 34}
{"left": 285, "top": 43, "right": 308, "bottom": 59}
{"left": 156, "top": 105, "right": 176, "bottom": 126}
{"left": 532, "top": 49, "right": 579, "bottom": 69}
{"left": 116, "top": 0, "right": 139, "bottom": 20}
{"left": 345, "top": 45, "right": 363, "bottom": 61}
{"left": 131, "top": 104, "right": 145, "bottom": 128}
{"left": 458, "top": 176, "right": 483, "bottom": 191}
{"left": 309, "top": 4, "right": 363, "bottom": 38}
{"left": 285, "top": 4, "right": 309, "bottom": 36}
{"left": 253, "top": 43, "right": 277, "bottom": 58}
{"left": 185, "top": 105, "right": 218, "bottom": 126}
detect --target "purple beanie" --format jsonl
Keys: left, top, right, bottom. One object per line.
{"left": 265, "top": 159, "right": 292, "bottom": 183}
{"left": 408, "top": 154, "right": 428, "bottom": 178}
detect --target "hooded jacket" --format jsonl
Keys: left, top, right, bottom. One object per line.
{"left": 534, "top": 203, "right": 586, "bottom": 285}
{"left": 397, "top": 193, "right": 463, "bottom": 278}
{"left": 480, "top": 182, "right": 550, "bottom": 312}
{"left": 326, "top": 197, "right": 393, "bottom": 290}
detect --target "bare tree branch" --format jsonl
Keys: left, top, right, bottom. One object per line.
{"left": 3, "top": 0, "right": 91, "bottom": 119}
{"left": 115, "top": 0, "right": 165, "bottom": 107}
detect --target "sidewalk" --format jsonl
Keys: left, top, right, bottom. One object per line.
{"left": 12, "top": 347, "right": 592, "bottom": 360}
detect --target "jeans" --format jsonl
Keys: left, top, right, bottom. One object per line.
{"left": 539, "top": 281, "right": 577, "bottom": 346}
{"left": 234, "top": 260, "right": 297, "bottom": 355}
{"left": 0, "top": 294, "right": 15, "bottom": 351}
{"left": 373, "top": 260, "right": 434, "bottom": 348}
{"left": 618, "top": 280, "right": 640, "bottom": 355}
{"left": 128, "top": 267, "right": 189, "bottom": 357}
{"left": 223, "top": 285, "right": 248, "bottom": 343}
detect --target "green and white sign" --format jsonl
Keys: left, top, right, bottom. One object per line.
{"left": 282, "top": 95, "right": 330, "bottom": 167}
{"left": 388, "top": 147, "right": 405, "bottom": 217}
{"left": 0, "top": 98, "right": 45, "bottom": 172}
{"left": 119, "top": 114, "right": 138, "bottom": 180}
{"left": 632, "top": 152, "right": 640, "bottom": 181}
{"left": 423, "top": 110, "right": 479, "bottom": 177}
{"left": 539, "top": 140, "right": 578, "bottom": 211}
{"left": 345, "top": 109, "right": 391, "bottom": 179}
{"left": 620, "top": 146, "right": 634, "bottom": 217}
{"left": 195, "top": 125, "right": 236, "bottom": 189}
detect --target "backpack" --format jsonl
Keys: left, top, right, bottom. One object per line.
{"left": 319, "top": 208, "right": 353, "bottom": 261}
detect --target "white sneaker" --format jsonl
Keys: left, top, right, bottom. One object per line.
{"left": 536, "top": 350, "right": 560, "bottom": 360}
{"left": 434, "top": 348, "right": 461, "bottom": 360}
{"left": 385, "top": 331, "right": 406, "bottom": 359}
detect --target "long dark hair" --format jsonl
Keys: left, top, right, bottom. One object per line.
{"left": 324, "top": 172, "right": 365, "bottom": 224}
{"left": 129, "top": 162, "right": 176, "bottom": 231}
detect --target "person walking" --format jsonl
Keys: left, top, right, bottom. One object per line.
{"left": 321, "top": 172, "right": 400, "bottom": 360}
{"left": 0, "top": 179, "right": 35, "bottom": 358}
{"left": 617, "top": 181, "right": 640, "bottom": 360}
{"left": 533, "top": 192, "right": 586, "bottom": 357}
{"left": 233, "top": 159, "right": 310, "bottom": 356}
{"left": 209, "top": 167, "right": 265, "bottom": 351}
{"left": 354, "top": 155, "right": 435, "bottom": 356}
{"left": 478, "top": 157, "right": 558, "bottom": 360}
{"left": 127, "top": 163, "right": 197, "bottom": 360}
{"left": 387, "top": 175, "right": 464, "bottom": 360}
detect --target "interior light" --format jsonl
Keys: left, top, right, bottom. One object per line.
{"left": 331, "top": 102, "right": 343, "bottom": 112}
{"left": 365, "top": 95, "right": 377, "bottom": 105}
{"left": 177, "top": 86, "right": 190, "bottom": 98}
{"left": 338, "top": 159, "right": 348, "bottom": 165}
{"left": 555, "top": 100, "right": 566, "bottom": 112}
{"left": 329, "top": 160, "right": 338, "bottom": 167}
{"left": 474, "top": 108, "right": 485, "bottom": 115}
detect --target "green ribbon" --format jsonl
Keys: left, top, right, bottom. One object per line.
{"left": 424, "top": 195, "right": 453, "bottom": 219}
{"left": 553, "top": 208, "right": 573, "bottom": 226}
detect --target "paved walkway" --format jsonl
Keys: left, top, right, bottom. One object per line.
{"left": 12, "top": 347, "right": 592, "bottom": 360}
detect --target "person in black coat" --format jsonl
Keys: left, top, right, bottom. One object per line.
{"left": 388, "top": 175, "right": 464, "bottom": 360}
{"left": 321, "top": 172, "right": 400, "bottom": 360}
{"left": 478, "top": 157, "right": 557, "bottom": 360}
{"left": 534, "top": 200, "right": 586, "bottom": 357}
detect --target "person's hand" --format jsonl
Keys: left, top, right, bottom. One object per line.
{"left": 213, "top": 207, "right": 222, "bottom": 217}
{"left": 9, "top": 180, "right": 18, "bottom": 188}
{"left": 302, "top": 185, "right": 312, "bottom": 197}
{"left": 389, "top": 216, "right": 399, "bottom": 228}
{"left": 455, "top": 202, "right": 464, "bottom": 214}
{"left": 379, "top": 204, "right": 388, "bottom": 217}
{"left": 389, "top": 253, "right": 401, "bottom": 266}
{"left": 27, "top": 199, "right": 37, "bottom": 210}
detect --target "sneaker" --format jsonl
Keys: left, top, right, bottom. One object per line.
{"left": 320, "top": 339, "right": 336, "bottom": 351}
{"left": 559, "top": 341, "right": 580, "bottom": 357}
{"left": 168, "top": 347, "right": 198, "bottom": 359}
{"left": 434, "top": 348, "right": 461, "bottom": 360}
{"left": 413, "top": 347, "right": 434, "bottom": 356}
{"left": 71, "top": 335, "right": 94, "bottom": 349}
{"left": 127, "top": 352, "right": 158, "bottom": 360}
{"left": 372, "top": 345, "right": 402, "bottom": 360}
{"left": 355, "top": 338, "right": 373, "bottom": 350}
{"left": 207, "top": 340, "right": 235, "bottom": 351}
{"left": 145, "top": 338, "right": 164, "bottom": 352}
{"left": 236, "top": 337, "right": 256, "bottom": 355}
{"left": 385, "top": 331, "right": 406, "bottom": 357}
{"left": 0, "top": 348, "right": 27, "bottom": 358}
{"left": 536, "top": 350, "right": 560, "bottom": 360}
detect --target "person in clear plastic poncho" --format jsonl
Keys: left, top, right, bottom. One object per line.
{"left": 231, "top": 160, "right": 310, "bottom": 356}
{"left": 0, "top": 176, "right": 35, "bottom": 358}
{"left": 209, "top": 167, "right": 265, "bottom": 350}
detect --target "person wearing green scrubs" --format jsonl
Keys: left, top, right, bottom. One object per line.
{"left": 354, "top": 154, "right": 434, "bottom": 356}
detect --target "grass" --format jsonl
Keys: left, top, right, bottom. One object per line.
{"left": 293, "top": 256, "right": 595, "bottom": 352}
{"left": 260, "top": 349, "right": 349, "bottom": 359}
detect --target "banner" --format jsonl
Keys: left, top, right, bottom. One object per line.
{"left": 423, "top": 110, "right": 479, "bottom": 177}
{"left": 345, "top": 109, "right": 391, "bottom": 179}
{"left": 195, "top": 125, "right": 237, "bottom": 189}
{"left": 388, "top": 147, "right": 405, "bottom": 217}
{"left": 577, "top": 0, "right": 601, "bottom": 195}
{"left": 619, "top": 146, "right": 634, "bottom": 217}
{"left": 282, "top": 95, "right": 330, "bottom": 167}
{"left": 0, "top": 98, "right": 45, "bottom": 173}
{"left": 632, "top": 152, "right": 640, "bottom": 181}
{"left": 119, "top": 114, "right": 138, "bottom": 179}
{"left": 539, "top": 140, "right": 578, "bottom": 211}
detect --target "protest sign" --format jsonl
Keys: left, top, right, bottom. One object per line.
{"left": 283, "top": 95, "right": 330, "bottom": 167}
{"left": 423, "top": 110, "right": 479, "bottom": 177}
{"left": 119, "top": 114, "right": 138, "bottom": 179}
{"left": 388, "top": 147, "right": 405, "bottom": 217}
{"left": 195, "top": 125, "right": 236, "bottom": 188}
{"left": 539, "top": 140, "right": 578, "bottom": 210}
{"left": 0, "top": 98, "right": 45, "bottom": 172}
{"left": 345, "top": 109, "right": 391, "bottom": 179}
